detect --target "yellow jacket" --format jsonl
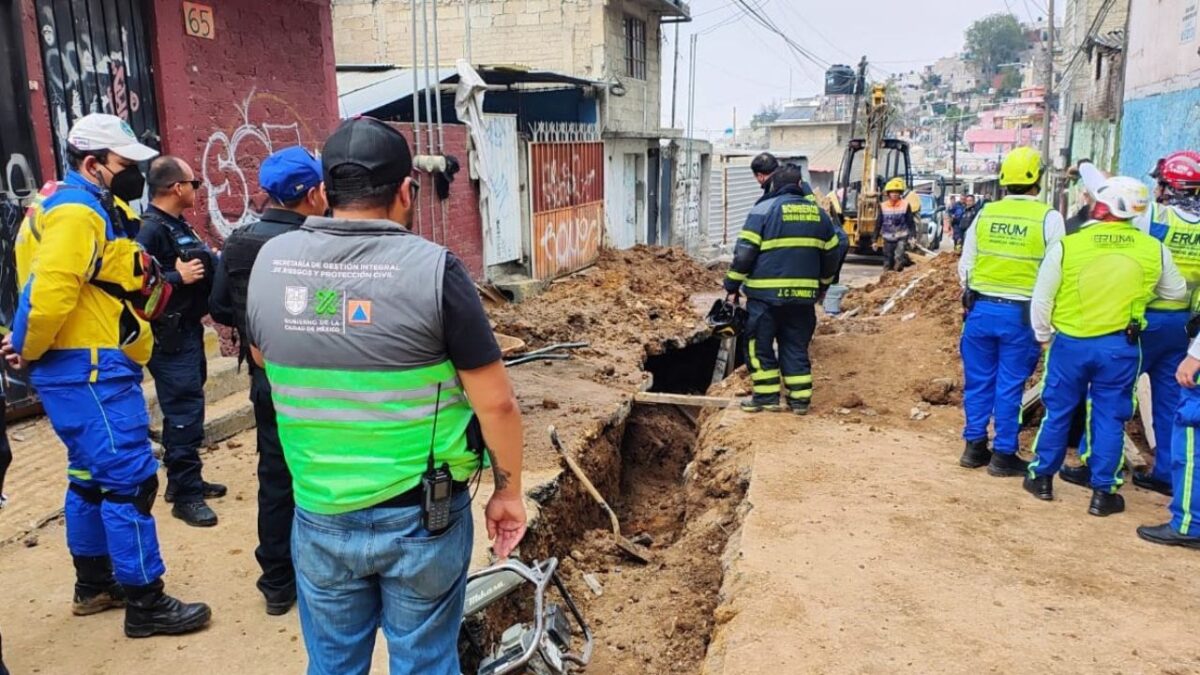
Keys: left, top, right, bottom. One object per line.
{"left": 13, "top": 171, "right": 154, "bottom": 385}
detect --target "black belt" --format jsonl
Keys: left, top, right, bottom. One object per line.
{"left": 977, "top": 294, "right": 1028, "bottom": 306}
{"left": 373, "top": 481, "right": 469, "bottom": 509}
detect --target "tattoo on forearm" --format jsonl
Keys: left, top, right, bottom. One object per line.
{"left": 487, "top": 449, "right": 512, "bottom": 491}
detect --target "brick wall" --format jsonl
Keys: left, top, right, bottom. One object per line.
{"left": 149, "top": 0, "right": 340, "bottom": 246}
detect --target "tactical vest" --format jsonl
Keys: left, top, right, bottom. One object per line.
{"left": 1053, "top": 220, "right": 1164, "bottom": 338}
{"left": 969, "top": 198, "right": 1052, "bottom": 298}
{"left": 1148, "top": 202, "right": 1200, "bottom": 310}
{"left": 246, "top": 217, "right": 481, "bottom": 515}
{"left": 221, "top": 213, "right": 303, "bottom": 365}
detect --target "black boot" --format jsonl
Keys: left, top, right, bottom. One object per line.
{"left": 123, "top": 579, "right": 211, "bottom": 638}
{"left": 1058, "top": 464, "right": 1091, "bottom": 487}
{"left": 172, "top": 500, "right": 218, "bottom": 527}
{"left": 1136, "top": 523, "right": 1200, "bottom": 549}
{"left": 987, "top": 452, "right": 1029, "bottom": 478}
{"left": 1088, "top": 490, "right": 1125, "bottom": 517}
{"left": 740, "top": 397, "right": 782, "bottom": 413}
{"left": 1131, "top": 471, "right": 1173, "bottom": 497}
{"left": 72, "top": 555, "right": 126, "bottom": 616}
{"left": 1023, "top": 474, "right": 1054, "bottom": 501}
{"left": 165, "top": 481, "right": 228, "bottom": 503}
{"left": 959, "top": 438, "right": 992, "bottom": 469}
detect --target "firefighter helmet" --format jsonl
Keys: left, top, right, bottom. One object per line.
{"left": 884, "top": 178, "right": 906, "bottom": 193}
{"left": 1000, "top": 147, "right": 1043, "bottom": 187}
{"left": 706, "top": 298, "right": 748, "bottom": 338}
{"left": 1154, "top": 151, "right": 1200, "bottom": 191}
{"left": 1094, "top": 176, "right": 1151, "bottom": 220}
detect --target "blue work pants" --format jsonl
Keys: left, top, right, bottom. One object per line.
{"left": 1170, "top": 387, "right": 1200, "bottom": 534}
{"left": 147, "top": 324, "right": 207, "bottom": 501}
{"left": 39, "top": 378, "right": 165, "bottom": 586}
{"left": 1029, "top": 334, "right": 1141, "bottom": 492}
{"left": 293, "top": 490, "right": 473, "bottom": 675}
{"left": 960, "top": 299, "right": 1040, "bottom": 454}
{"left": 745, "top": 299, "right": 817, "bottom": 405}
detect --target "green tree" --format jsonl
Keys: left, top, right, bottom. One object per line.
{"left": 997, "top": 68, "right": 1023, "bottom": 97}
{"left": 965, "top": 13, "right": 1026, "bottom": 76}
{"left": 750, "top": 101, "right": 782, "bottom": 128}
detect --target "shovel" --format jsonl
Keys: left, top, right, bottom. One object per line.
{"left": 548, "top": 426, "right": 653, "bottom": 564}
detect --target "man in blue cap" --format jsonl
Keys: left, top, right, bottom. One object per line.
{"left": 209, "top": 145, "right": 326, "bottom": 615}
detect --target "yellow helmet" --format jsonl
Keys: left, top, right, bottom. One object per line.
{"left": 1000, "top": 146, "right": 1043, "bottom": 187}
{"left": 884, "top": 178, "right": 906, "bottom": 193}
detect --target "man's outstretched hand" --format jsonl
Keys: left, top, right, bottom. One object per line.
{"left": 485, "top": 491, "right": 527, "bottom": 558}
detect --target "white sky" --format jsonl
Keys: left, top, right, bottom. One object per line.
{"left": 664, "top": 0, "right": 1034, "bottom": 136}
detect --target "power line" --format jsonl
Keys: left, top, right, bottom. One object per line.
{"left": 730, "top": 0, "right": 831, "bottom": 72}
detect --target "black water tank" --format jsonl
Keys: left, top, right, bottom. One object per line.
{"left": 825, "top": 65, "right": 856, "bottom": 95}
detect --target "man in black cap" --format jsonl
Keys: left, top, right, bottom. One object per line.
{"left": 209, "top": 146, "right": 326, "bottom": 616}
{"left": 245, "top": 118, "right": 527, "bottom": 673}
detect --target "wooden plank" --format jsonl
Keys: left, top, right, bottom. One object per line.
{"left": 633, "top": 392, "right": 736, "bottom": 408}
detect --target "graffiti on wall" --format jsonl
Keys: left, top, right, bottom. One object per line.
{"left": 480, "top": 114, "right": 522, "bottom": 266}
{"left": 530, "top": 140, "right": 604, "bottom": 279}
{"left": 1, "top": 154, "right": 37, "bottom": 205}
{"left": 672, "top": 149, "right": 703, "bottom": 252}
{"left": 201, "top": 89, "right": 309, "bottom": 240}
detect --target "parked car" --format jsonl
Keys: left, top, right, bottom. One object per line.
{"left": 917, "top": 193, "right": 944, "bottom": 249}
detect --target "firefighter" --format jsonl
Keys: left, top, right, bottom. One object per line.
{"left": 724, "top": 163, "right": 842, "bottom": 414}
{"left": 3, "top": 113, "right": 210, "bottom": 636}
{"left": 957, "top": 147, "right": 1065, "bottom": 476}
{"left": 1025, "top": 176, "right": 1187, "bottom": 516}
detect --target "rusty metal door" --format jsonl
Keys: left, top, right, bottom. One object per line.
{"left": 528, "top": 124, "right": 605, "bottom": 280}
{"left": 35, "top": 0, "right": 160, "bottom": 173}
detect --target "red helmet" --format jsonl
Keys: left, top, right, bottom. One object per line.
{"left": 1153, "top": 151, "right": 1200, "bottom": 191}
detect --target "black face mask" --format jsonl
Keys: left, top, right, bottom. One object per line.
{"left": 99, "top": 164, "right": 147, "bottom": 203}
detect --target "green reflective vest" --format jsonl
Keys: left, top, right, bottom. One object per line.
{"left": 969, "top": 197, "right": 1053, "bottom": 298}
{"left": 1149, "top": 202, "right": 1200, "bottom": 310}
{"left": 1053, "top": 221, "right": 1164, "bottom": 338}
{"left": 265, "top": 359, "right": 479, "bottom": 515}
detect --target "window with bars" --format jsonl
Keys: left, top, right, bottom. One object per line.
{"left": 624, "top": 15, "right": 647, "bottom": 80}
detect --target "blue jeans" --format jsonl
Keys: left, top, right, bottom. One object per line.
{"left": 960, "top": 300, "right": 1040, "bottom": 454}
{"left": 293, "top": 490, "right": 473, "bottom": 675}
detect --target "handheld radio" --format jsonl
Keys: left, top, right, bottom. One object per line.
{"left": 422, "top": 383, "right": 453, "bottom": 533}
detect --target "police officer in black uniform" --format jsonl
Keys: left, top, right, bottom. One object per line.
{"left": 209, "top": 146, "right": 326, "bottom": 615}
{"left": 137, "top": 156, "right": 224, "bottom": 527}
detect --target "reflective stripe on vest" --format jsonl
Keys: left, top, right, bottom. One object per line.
{"left": 1052, "top": 221, "right": 1163, "bottom": 338}
{"left": 1149, "top": 202, "right": 1200, "bottom": 310}
{"left": 265, "top": 359, "right": 479, "bottom": 515}
{"left": 969, "top": 198, "right": 1052, "bottom": 298}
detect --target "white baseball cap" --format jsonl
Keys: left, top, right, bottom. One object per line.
{"left": 67, "top": 113, "right": 159, "bottom": 162}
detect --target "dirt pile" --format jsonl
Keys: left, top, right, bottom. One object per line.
{"left": 490, "top": 246, "right": 723, "bottom": 370}
{"left": 842, "top": 253, "right": 963, "bottom": 327}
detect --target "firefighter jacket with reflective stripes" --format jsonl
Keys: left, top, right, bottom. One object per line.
{"left": 968, "top": 197, "right": 1053, "bottom": 299}
{"left": 878, "top": 197, "right": 915, "bottom": 242}
{"left": 724, "top": 184, "right": 842, "bottom": 305}
{"left": 12, "top": 171, "right": 153, "bottom": 385}
{"left": 246, "top": 217, "right": 482, "bottom": 515}
{"left": 1148, "top": 202, "right": 1200, "bottom": 311}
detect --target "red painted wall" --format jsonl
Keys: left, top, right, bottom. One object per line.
{"left": 148, "top": 0, "right": 340, "bottom": 247}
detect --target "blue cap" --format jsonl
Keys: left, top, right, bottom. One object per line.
{"left": 259, "top": 146, "right": 322, "bottom": 203}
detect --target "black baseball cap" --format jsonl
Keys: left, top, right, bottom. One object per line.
{"left": 321, "top": 116, "right": 413, "bottom": 190}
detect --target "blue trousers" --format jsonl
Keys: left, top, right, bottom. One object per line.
{"left": 39, "top": 378, "right": 165, "bottom": 586}
{"left": 147, "top": 325, "right": 207, "bottom": 501}
{"left": 293, "top": 491, "right": 473, "bottom": 675}
{"left": 1029, "top": 334, "right": 1141, "bottom": 492}
{"left": 960, "top": 300, "right": 1040, "bottom": 454}
{"left": 745, "top": 300, "right": 817, "bottom": 405}
{"left": 1170, "top": 387, "right": 1200, "bottom": 534}
{"left": 1075, "top": 310, "right": 1187, "bottom": 480}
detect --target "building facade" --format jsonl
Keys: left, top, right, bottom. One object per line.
{"left": 1119, "top": 0, "right": 1200, "bottom": 182}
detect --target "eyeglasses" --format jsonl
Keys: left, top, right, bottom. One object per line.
{"left": 174, "top": 180, "right": 202, "bottom": 189}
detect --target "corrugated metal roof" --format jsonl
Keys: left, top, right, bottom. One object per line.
{"left": 1090, "top": 30, "right": 1125, "bottom": 52}
{"left": 776, "top": 107, "right": 816, "bottom": 123}
{"left": 336, "top": 67, "right": 459, "bottom": 118}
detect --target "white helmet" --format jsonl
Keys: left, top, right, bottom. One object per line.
{"left": 1094, "top": 176, "right": 1150, "bottom": 219}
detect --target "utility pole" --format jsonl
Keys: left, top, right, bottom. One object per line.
{"left": 732, "top": 106, "right": 737, "bottom": 144}
{"left": 670, "top": 23, "right": 681, "bottom": 128}
{"left": 1040, "top": 0, "right": 1054, "bottom": 162}
{"left": 952, "top": 117, "right": 960, "bottom": 196}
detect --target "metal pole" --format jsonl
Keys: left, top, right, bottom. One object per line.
{"left": 432, "top": 0, "right": 446, "bottom": 153}
{"left": 411, "top": 0, "right": 422, "bottom": 157}
{"left": 670, "top": 23, "right": 680, "bottom": 128}
{"left": 842, "top": 56, "right": 867, "bottom": 197}
{"left": 1041, "top": 0, "right": 1054, "bottom": 161}
{"left": 464, "top": 0, "right": 473, "bottom": 63}
{"left": 421, "top": 0, "right": 436, "bottom": 157}
{"left": 685, "top": 33, "right": 698, "bottom": 251}
{"left": 951, "top": 117, "right": 959, "bottom": 196}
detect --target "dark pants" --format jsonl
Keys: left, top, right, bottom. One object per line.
{"left": 251, "top": 369, "right": 295, "bottom": 600}
{"left": 148, "top": 324, "right": 207, "bottom": 502}
{"left": 745, "top": 300, "right": 817, "bottom": 406}
{"left": 882, "top": 238, "right": 907, "bottom": 271}
{"left": 0, "top": 403, "right": 11, "bottom": 494}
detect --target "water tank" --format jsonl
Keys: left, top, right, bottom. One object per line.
{"left": 825, "top": 65, "right": 857, "bottom": 96}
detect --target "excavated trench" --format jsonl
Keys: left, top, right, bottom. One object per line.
{"left": 468, "top": 336, "right": 752, "bottom": 673}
